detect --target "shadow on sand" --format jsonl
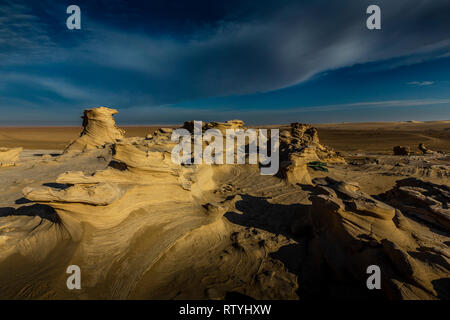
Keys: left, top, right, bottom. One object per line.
{"left": 0, "top": 204, "right": 61, "bottom": 224}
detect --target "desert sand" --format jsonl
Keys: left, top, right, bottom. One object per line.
{"left": 2, "top": 120, "right": 449, "bottom": 154}
{"left": 0, "top": 107, "right": 448, "bottom": 300}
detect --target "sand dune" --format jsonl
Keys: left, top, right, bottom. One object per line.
{"left": 0, "top": 107, "right": 448, "bottom": 300}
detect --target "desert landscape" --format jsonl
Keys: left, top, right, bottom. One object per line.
{"left": 0, "top": 107, "right": 448, "bottom": 300}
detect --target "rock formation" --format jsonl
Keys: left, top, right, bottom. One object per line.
{"left": 303, "top": 177, "right": 449, "bottom": 299}
{"left": 418, "top": 143, "right": 436, "bottom": 155}
{"left": 182, "top": 119, "right": 246, "bottom": 135}
{"left": 64, "top": 107, "right": 125, "bottom": 153}
{"left": 381, "top": 178, "right": 450, "bottom": 231}
{"left": 0, "top": 147, "right": 22, "bottom": 167}
{"left": 206, "top": 120, "right": 245, "bottom": 134}
{"left": 393, "top": 145, "right": 411, "bottom": 156}
{"left": 23, "top": 183, "right": 125, "bottom": 206}
{"left": 279, "top": 147, "right": 317, "bottom": 185}
{"left": 16, "top": 113, "right": 226, "bottom": 298}
{"left": 279, "top": 123, "right": 344, "bottom": 184}
{"left": 280, "top": 123, "right": 345, "bottom": 163}
{"left": 1, "top": 106, "right": 448, "bottom": 300}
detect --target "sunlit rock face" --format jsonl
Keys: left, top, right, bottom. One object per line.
{"left": 1, "top": 107, "right": 448, "bottom": 300}
{"left": 278, "top": 123, "right": 345, "bottom": 185}
{"left": 64, "top": 107, "right": 125, "bottom": 153}
{"left": 0, "top": 147, "right": 22, "bottom": 167}
{"left": 280, "top": 122, "right": 345, "bottom": 163}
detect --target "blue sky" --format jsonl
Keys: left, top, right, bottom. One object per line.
{"left": 1, "top": 0, "right": 450, "bottom": 125}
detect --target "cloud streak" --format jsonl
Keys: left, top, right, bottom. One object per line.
{"left": 114, "top": 98, "right": 450, "bottom": 125}
{"left": 407, "top": 81, "right": 434, "bottom": 87}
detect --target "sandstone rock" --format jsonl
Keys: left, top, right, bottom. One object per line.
{"left": 182, "top": 120, "right": 205, "bottom": 132}
{"left": 303, "top": 177, "right": 448, "bottom": 299}
{"left": 312, "top": 177, "right": 395, "bottom": 220}
{"left": 207, "top": 120, "right": 245, "bottom": 133}
{"left": 3, "top": 106, "right": 448, "bottom": 300}
{"left": 64, "top": 107, "right": 125, "bottom": 153}
{"left": 279, "top": 147, "right": 317, "bottom": 185}
{"left": 393, "top": 145, "right": 411, "bottom": 156}
{"left": 418, "top": 143, "right": 436, "bottom": 155}
{"left": 23, "top": 183, "right": 125, "bottom": 206}
{"left": 280, "top": 123, "right": 319, "bottom": 154}
{"left": 15, "top": 108, "right": 228, "bottom": 299}
{"left": 277, "top": 123, "right": 345, "bottom": 184}
{"left": 159, "top": 128, "right": 173, "bottom": 134}
{"left": 182, "top": 120, "right": 245, "bottom": 135}
{"left": 280, "top": 123, "right": 345, "bottom": 164}
{"left": 381, "top": 178, "right": 450, "bottom": 231}
{"left": 0, "top": 147, "right": 22, "bottom": 167}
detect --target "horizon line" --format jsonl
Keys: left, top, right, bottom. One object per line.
{"left": 0, "top": 119, "right": 449, "bottom": 128}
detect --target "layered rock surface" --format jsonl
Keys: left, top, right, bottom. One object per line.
{"left": 0, "top": 108, "right": 296, "bottom": 299}
{"left": 182, "top": 119, "right": 246, "bottom": 135}
{"left": 279, "top": 123, "right": 344, "bottom": 185}
{"left": 64, "top": 107, "right": 125, "bottom": 153}
{"left": 394, "top": 145, "right": 411, "bottom": 155}
{"left": 303, "top": 177, "right": 449, "bottom": 299}
{"left": 0, "top": 147, "right": 22, "bottom": 167}
{"left": 381, "top": 178, "right": 450, "bottom": 231}
{"left": 0, "top": 107, "right": 448, "bottom": 300}
{"left": 280, "top": 123, "right": 345, "bottom": 163}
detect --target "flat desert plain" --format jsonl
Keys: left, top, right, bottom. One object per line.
{"left": 0, "top": 109, "right": 449, "bottom": 300}
{"left": 1, "top": 120, "right": 449, "bottom": 153}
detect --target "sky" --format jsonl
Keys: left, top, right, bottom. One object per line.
{"left": 0, "top": 0, "right": 450, "bottom": 125}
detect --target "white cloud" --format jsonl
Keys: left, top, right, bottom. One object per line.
{"left": 1, "top": 0, "right": 450, "bottom": 101}
{"left": 117, "top": 98, "right": 450, "bottom": 122}
{"left": 407, "top": 81, "right": 435, "bottom": 86}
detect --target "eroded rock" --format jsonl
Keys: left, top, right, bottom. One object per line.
{"left": 381, "top": 178, "right": 450, "bottom": 231}
{"left": 64, "top": 107, "right": 125, "bottom": 153}
{"left": 279, "top": 147, "right": 317, "bottom": 185}
{"left": 0, "top": 147, "right": 22, "bottom": 167}
{"left": 418, "top": 143, "right": 436, "bottom": 155}
{"left": 393, "top": 145, "right": 411, "bottom": 156}
{"left": 23, "top": 183, "right": 125, "bottom": 206}
{"left": 280, "top": 123, "right": 345, "bottom": 164}
{"left": 303, "top": 177, "right": 449, "bottom": 299}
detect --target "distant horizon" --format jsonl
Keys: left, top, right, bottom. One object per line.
{"left": 0, "top": 119, "right": 449, "bottom": 128}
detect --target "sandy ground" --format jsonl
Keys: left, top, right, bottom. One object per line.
{"left": 314, "top": 121, "right": 450, "bottom": 154}
{"left": 0, "top": 118, "right": 448, "bottom": 300}
{"left": 260, "top": 120, "right": 450, "bottom": 154}
{"left": 0, "top": 126, "right": 171, "bottom": 150}
{"left": 1, "top": 121, "right": 449, "bottom": 153}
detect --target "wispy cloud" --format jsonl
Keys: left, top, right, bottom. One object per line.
{"left": 0, "top": 1, "right": 60, "bottom": 65}
{"left": 2, "top": 1, "right": 450, "bottom": 98}
{"left": 286, "top": 98, "right": 450, "bottom": 112}
{"left": 407, "top": 81, "right": 435, "bottom": 86}
{"left": 114, "top": 98, "right": 450, "bottom": 124}
{"left": 1, "top": 0, "right": 450, "bottom": 123}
